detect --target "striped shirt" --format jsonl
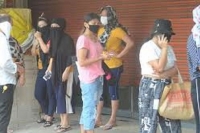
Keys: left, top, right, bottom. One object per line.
{"left": 187, "top": 34, "right": 200, "bottom": 80}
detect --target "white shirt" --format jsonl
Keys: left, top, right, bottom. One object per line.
{"left": 139, "top": 40, "right": 176, "bottom": 76}
{"left": 0, "top": 32, "right": 17, "bottom": 85}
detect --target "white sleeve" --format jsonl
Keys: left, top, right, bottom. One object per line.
{"left": 0, "top": 38, "right": 17, "bottom": 74}
{"left": 140, "top": 44, "right": 159, "bottom": 63}
{"left": 168, "top": 46, "right": 177, "bottom": 61}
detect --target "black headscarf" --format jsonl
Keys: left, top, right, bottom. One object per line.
{"left": 50, "top": 18, "right": 75, "bottom": 87}
{"left": 49, "top": 18, "right": 66, "bottom": 58}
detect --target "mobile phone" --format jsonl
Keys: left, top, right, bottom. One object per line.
{"left": 43, "top": 71, "right": 52, "bottom": 81}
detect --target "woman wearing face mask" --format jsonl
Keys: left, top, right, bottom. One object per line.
{"left": 139, "top": 19, "right": 181, "bottom": 133}
{"left": 96, "top": 6, "right": 134, "bottom": 130}
{"left": 76, "top": 13, "right": 110, "bottom": 133}
{"left": 31, "top": 14, "right": 56, "bottom": 127}
{"left": 47, "top": 18, "right": 75, "bottom": 132}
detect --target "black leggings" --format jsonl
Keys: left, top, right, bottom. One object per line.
{"left": 191, "top": 78, "right": 200, "bottom": 133}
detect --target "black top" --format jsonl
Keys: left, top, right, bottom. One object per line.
{"left": 51, "top": 33, "right": 75, "bottom": 86}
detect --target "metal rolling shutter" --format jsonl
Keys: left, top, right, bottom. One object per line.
{"left": 29, "top": 0, "right": 199, "bottom": 86}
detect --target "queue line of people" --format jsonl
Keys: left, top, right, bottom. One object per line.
{"left": 1, "top": 4, "right": 200, "bottom": 133}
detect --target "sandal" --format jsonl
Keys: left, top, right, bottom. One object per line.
{"left": 94, "top": 123, "right": 102, "bottom": 128}
{"left": 37, "top": 118, "right": 46, "bottom": 123}
{"left": 7, "top": 128, "right": 13, "bottom": 133}
{"left": 43, "top": 121, "right": 53, "bottom": 127}
{"left": 56, "top": 126, "right": 71, "bottom": 133}
{"left": 54, "top": 125, "right": 61, "bottom": 130}
{"left": 103, "top": 124, "right": 117, "bottom": 130}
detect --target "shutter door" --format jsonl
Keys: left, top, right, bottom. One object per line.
{"left": 29, "top": 0, "right": 199, "bottom": 86}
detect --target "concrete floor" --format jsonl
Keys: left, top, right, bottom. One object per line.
{"left": 11, "top": 113, "right": 195, "bottom": 133}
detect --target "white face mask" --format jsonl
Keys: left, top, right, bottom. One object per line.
{"left": 100, "top": 16, "right": 108, "bottom": 25}
{"left": 0, "top": 21, "right": 12, "bottom": 39}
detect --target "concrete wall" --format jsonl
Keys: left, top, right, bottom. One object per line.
{"left": 10, "top": 55, "right": 40, "bottom": 129}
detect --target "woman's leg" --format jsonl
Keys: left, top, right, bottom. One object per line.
{"left": 80, "top": 77, "right": 103, "bottom": 133}
{"left": 45, "top": 79, "right": 56, "bottom": 123}
{"left": 191, "top": 78, "right": 200, "bottom": 133}
{"left": 139, "top": 78, "right": 167, "bottom": 133}
{"left": 96, "top": 76, "right": 107, "bottom": 126}
{"left": 34, "top": 71, "right": 48, "bottom": 121}
{"left": 159, "top": 116, "right": 182, "bottom": 133}
{"left": 104, "top": 66, "right": 122, "bottom": 129}
{"left": 56, "top": 83, "right": 71, "bottom": 132}
{"left": 96, "top": 100, "right": 103, "bottom": 126}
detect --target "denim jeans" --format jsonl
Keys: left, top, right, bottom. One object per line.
{"left": 79, "top": 76, "right": 103, "bottom": 130}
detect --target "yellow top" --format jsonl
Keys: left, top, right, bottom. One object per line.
{"left": 98, "top": 27, "right": 126, "bottom": 68}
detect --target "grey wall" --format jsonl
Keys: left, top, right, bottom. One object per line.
{"left": 10, "top": 55, "right": 40, "bottom": 129}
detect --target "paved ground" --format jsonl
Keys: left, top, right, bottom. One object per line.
{"left": 11, "top": 113, "right": 195, "bottom": 133}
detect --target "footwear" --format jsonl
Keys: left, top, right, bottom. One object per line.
{"left": 56, "top": 126, "right": 71, "bottom": 133}
{"left": 43, "top": 121, "right": 53, "bottom": 127}
{"left": 94, "top": 123, "right": 102, "bottom": 128}
{"left": 54, "top": 125, "right": 61, "bottom": 130}
{"left": 37, "top": 118, "right": 46, "bottom": 123}
{"left": 7, "top": 128, "right": 13, "bottom": 133}
{"left": 103, "top": 124, "right": 117, "bottom": 130}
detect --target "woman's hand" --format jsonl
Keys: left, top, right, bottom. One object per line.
{"left": 34, "top": 31, "right": 42, "bottom": 40}
{"left": 101, "top": 52, "right": 111, "bottom": 60}
{"left": 62, "top": 70, "right": 69, "bottom": 82}
{"left": 18, "top": 74, "right": 25, "bottom": 86}
{"left": 157, "top": 35, "right": 168, "bottom": 49}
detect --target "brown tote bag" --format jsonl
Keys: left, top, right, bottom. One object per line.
{"left": 159, "top": 70, "right": 194, "bottom": 120}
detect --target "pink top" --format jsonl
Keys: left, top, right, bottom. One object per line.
{"left": 76, "top": 35, "right": 105, "bottom": 83}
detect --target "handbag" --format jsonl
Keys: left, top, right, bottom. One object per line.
{"left": 158, "top": 70, "right": 194, "bottom": 120}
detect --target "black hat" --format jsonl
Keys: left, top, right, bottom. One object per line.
{"left": 151, "top": 19, "right": 175, "bottom": 35}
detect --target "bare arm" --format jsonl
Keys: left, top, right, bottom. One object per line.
{"left": 116, "top": 35, "right": 134, "bottom": 58}
{"left": 47, "top": 58, "right": 53, "bottom": 72}
{"left": 148, "top": 47, "right": 168, "bottom": 73}
{"left": 62, "top": 65, "right": 72, "bottom": 82}
{"left": 157, "top": 65, "right": 178, "bottom": 79}
{"left": 77, "top": 48, "right": 107, "bottom": 67}
{"left": 148, "top": 35, "right": 168, "bottom": 73}
{"left": 77, "top": 48, "right": 102, "bottom": 67}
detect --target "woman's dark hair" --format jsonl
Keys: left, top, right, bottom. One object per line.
{"left": 80, "top": 13, "right": 100, "bottom": 35}
{"left": 84, "top": 12, "right": 100, "bottom": 23}
{"left": 37, "top": 13, "right": 48, "bottom": 24}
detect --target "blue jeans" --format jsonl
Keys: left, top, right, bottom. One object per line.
{"left": 79, "top": 76, "right": 103, "bottom": 130}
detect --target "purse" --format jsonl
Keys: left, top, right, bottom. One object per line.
{"left": 158, "top": 70, "right": 194, "bottom": 120}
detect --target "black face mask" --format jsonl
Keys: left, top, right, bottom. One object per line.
{"left": 37, "top": 25, "right": 49, "bottom": 34}
{"left": 89, "top": 25, "right": 100, "bottom": 34}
